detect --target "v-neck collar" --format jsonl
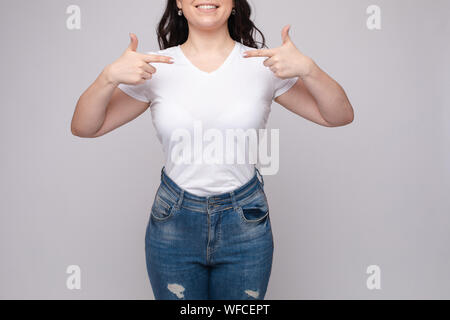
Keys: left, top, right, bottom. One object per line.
{"left": 177, "top": 41, "right": 239, "bottom": 76}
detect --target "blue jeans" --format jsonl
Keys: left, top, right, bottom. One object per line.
{"left": 145, "top": 166, "right": 274, "bottom": 300}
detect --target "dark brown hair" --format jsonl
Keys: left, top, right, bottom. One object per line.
{"left": 156, "top": 0, "right": 266, "bottom": 50}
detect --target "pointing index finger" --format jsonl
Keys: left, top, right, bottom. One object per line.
{"left": 243, "top": 48, "right": 275, "bottom": 58}
{"left": 142, "top": 53, "right": 174, "bottom": 64}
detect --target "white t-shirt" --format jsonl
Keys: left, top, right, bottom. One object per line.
{"left": 118, "top": 40, "right": 298, "bottom": 196}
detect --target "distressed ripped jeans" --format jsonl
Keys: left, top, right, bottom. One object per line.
{"left": 145, "top": 166, "right": 274, "bottom": 300}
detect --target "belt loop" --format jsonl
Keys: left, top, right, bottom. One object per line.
{"left": 230, "top": 191, "right": 238, "bottom": 210}
{"left": 161, "top": 166, "right": 165, "bottom": 180}
{"left": 255, "top": 167, "right": 264, "bottom": 188}
{"left": 177, "top": 189, "right": 184, "bottom": 209}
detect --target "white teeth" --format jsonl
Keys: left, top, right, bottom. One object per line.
{"left": 197, "top": 5, "right": 218, "bottom": 9}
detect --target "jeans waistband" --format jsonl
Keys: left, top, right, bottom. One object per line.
{"left": 158, "top": 166, "right": 265, "bottom": 213}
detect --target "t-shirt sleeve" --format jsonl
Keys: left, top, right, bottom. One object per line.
{"left": 117, "top": 81, "right": 150, "bottom": 103}
{"left": 272, "top": 73, "right": 299, "bottom": 100}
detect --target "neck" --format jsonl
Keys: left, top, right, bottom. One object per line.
{"left": 182, "top": 25, "right": 235, "bottom": 54}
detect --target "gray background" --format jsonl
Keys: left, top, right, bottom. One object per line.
{"left": 1, "top": 0, "right": 449, "bottom": 299}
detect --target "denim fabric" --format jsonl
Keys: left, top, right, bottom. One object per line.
{"left": 145, "top": 166, "right": 274, "bottom": 300}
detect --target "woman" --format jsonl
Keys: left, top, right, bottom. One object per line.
{"left": 71, "top": 0, "right": 354, "bottom": 300}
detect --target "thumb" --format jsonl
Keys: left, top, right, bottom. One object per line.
{"left": 281, "top": 24, "right": 292, "bottom": 45}
{"left": 127, "top": 33, "right": 138, "bottom": 52}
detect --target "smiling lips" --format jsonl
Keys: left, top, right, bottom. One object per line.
{"left": 195, "top": 4, "right": 219, "bottom": 12}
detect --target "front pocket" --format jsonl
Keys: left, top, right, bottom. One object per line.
{"left": 151, "top": 194, "right": 176, "bottom": 221}
{"left": 238, "top": 191, "right": 269, "bottom": 223}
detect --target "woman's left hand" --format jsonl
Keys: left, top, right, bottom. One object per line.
{"left": 243, "top": 25, "right": 315, "bottom": 79}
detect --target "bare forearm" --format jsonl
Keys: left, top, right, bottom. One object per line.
{"left": 241, "top": 26, "right": 354, "bottom": 126}
{"left": 71, "top": 66, "right": 117, "bottom": 137}
{"left": 300, "top": 60, "right": 354, "bottom": 126}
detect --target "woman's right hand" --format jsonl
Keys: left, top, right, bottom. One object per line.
{"left": 105, "top": 33, "right": 174, "bottom": 86}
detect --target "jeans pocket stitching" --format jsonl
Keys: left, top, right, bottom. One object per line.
{"left": 237, "top": 206, "right": 269, "bottom": 223}
{"left": 156, "top": 194, "right": 172, "bottom": 210}
{"left": 151, "top": 201, "right": 176, "bottom": 222}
